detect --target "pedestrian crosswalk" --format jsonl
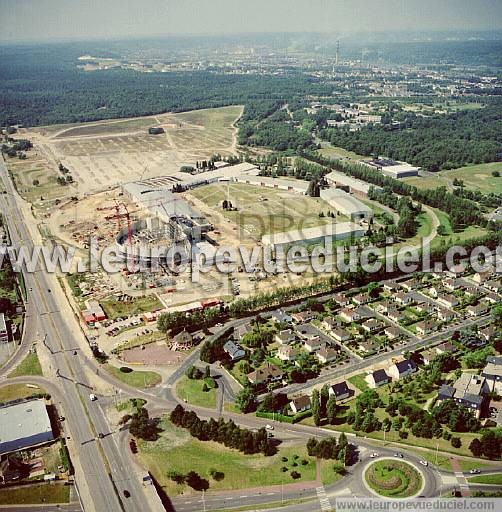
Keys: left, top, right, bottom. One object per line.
{"left": 316, "top": 486, "right": 332, "bottom": 512}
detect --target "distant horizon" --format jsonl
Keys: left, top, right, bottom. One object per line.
{"left": 1, "top": 0, "right": 501, "bottom": 44}
{"left": 2, "top": 28, "right": 502, "bottom": 46}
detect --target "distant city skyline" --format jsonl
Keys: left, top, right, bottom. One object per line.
{"left": 0, "top": 0, "right": 501, "bottom": 43}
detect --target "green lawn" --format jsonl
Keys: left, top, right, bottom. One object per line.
{"left": 0, "top": 383, "right": 46, "bottom": 404}
{"left": 404, "top": 448, "right": 496, "bottom": 472}
{"left": 104, "top": 364, "right": 161, "bottom": 388}
{"left": 176, "top": 375, "right": 217, "bottom": 409}
{"left": 8, "top": 352, "right": 43, "bottom": 378}
{"left": 468, "top": 474, "right": 502, "bottom": 485}
{"left": 101, "top": 295, "right": 163, "bottom": 320}
{"left": 440, "top": 162, "right": 502, "bottom": 195}
{"left": 365, "top": 460, "right": 423, "bottom": 498}
{"left": 348, "top": 373, "right": 369, "bottom": 391}
{"left": 139, "top": 417, "right": 340, "bottom": 496}
{"left": 0, "top": 483, "right": 70, "bottom": 504}
{"left": 318, "top": 144, "right": 366, "bottom": 161}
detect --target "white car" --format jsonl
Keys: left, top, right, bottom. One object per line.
{"left": 419, "top": 460, "right": 428, "bottom": 466}
{"left": 265, "top": 424, "right": 274, "bottom": 430}
{"left": 89, "top": 393, "right": 97, "bottom": 401}
{"left": 469, "top": 469, "right": 481, "bottom": 474}
{"left": 370, "top": 452, "right": 379, "bottom": 458}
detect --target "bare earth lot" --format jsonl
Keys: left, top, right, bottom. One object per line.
{"left": 13, "top": 105, "right": 243, "bottom": 198}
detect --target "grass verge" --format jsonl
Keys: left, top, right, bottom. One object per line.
{"left": 8, "top": 352, "right": 43, "bottom": 377}
{"left": 104, "top": 364, "right": 161, "bottom": 388}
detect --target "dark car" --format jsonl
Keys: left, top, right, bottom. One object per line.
{"left": 123, "top": 490, "right": 131, "bottom": 498}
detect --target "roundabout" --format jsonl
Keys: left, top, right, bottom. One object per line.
{"left": 364, "top": 458, "right": 425, "bottom": 499}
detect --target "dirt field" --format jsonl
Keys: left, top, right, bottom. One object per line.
{"left": 12, "top": 105, "right": 243, "bottom": 200}
{"left": 121, "top": 342, "right": 188, "bottom": 365}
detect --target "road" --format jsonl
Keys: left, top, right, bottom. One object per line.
{"left": 0, "top": 157, "right": 150, "bottom": 512}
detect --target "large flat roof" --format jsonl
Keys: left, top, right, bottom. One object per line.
{"left": 325, "top": 170, "right": 379, "bottom": 194}
{"left": 262, "top": 222, "right": 365, "bottom": 246}
{"left": 320, "top": 188, "right": 372, "bottom": 215}
{"left": 0, "top": 399, "right": 53, "bottom": 452}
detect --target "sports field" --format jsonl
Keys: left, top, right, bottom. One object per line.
{"left": 189, "top": 182, "right": 345, "bottom": 237}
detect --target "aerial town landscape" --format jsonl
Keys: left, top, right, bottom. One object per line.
{"left": 0, "top": 1, "right": 501, "bottom": 511}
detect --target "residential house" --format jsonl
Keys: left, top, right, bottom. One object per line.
{"left": 436, "top": 294, "right": 459, "bottom": 309}
{"left": 275, "top": 329, "right": 296, "bottom": 345}
{"left": 483, "top": 292, "right": 501, "bottom": 305}
{"left": 464, "top": 285, "right": 481, "bottom": 297}
{"left": 317, "top": 347, "right": 338, "bottom": 364}
{"left": 387, "top": 309, "right": 406, "bottom": 324}
{"left": 365, "top": 369, "right": 390, "bottom": 388}
{"left": 481, "top": 356, "right": 502, "bottom": 394}
{"left": 357, "top": 339, "right": 379, "bottom": 354}
{"left": 340, "top": 308, "right": 361, "bottom": 323}
{"left": 362, "top": 319, "right": 384, "bottom": 333}
{"left": 388, "top": 359, "right": 417, "bottom": 380}
{"left": 329, "top": 381, "right": 351, "bottom": 401}
{"left": 435, "top": 341, "right": 458, "bottom": 355}
{"left": 247, "top": 363, "right": 284, "bottom": 386}
{"left": 394, "top": 292, "right": 415, "bottom": 306}
{"left": 415, "top": 320, "right": 438, "bottom": 336}
{"left": 352, "top": 293, "right": 371, "bottom": 306}
{"left": 400, "top": 278, "right": 422, "bottom": 291}
{"left": 472, "top": 268, "right": 494, "bottom": 285}
{"left": 384, "top": 326, "right": 402, "bottom": 340}
{"left": 375, "top": 301, "right": 394, "bottom": 314}
{"left": 223, "top": 340, "right": 246, "bottom": 361}
{"left": 291, "top": 310, "right": 315, "bottom": 324}
{"left": 443, "top": 278, "right": 464, "bottom": 291}
{"left": 332, "top": 293, "right": 350, "bottom": 307}
{"left": 289, "top": 395, "right": 311, "bottom": 414}
{"left": 437, "top": 307, "right": 456, "bottom": 322}
{"left": 420, "top": 349, "right": 437, "bottom": 365}
{"left": 296, "top": 323, "right": 320, "bottom": 341}
{"left": 321, "top": 317, "right": 339, "bottom": 332}
{"left": 484, "top": 280, "right": 502, "bottom": 294}
{"left": 383, "top": 281, "right": 400, "bottom": 293}
{"left": 331, "top": 327, "right": 351, "bottom": 342}
{"left": 479, "top": 325, "right": 496, "bottom": 343}
{"left": 437, "top": 373, "right": 489, "bottom": 418}
{"left": 270, "top": 310, "right": 292, "bottom": 324}
{"left": 466, "top": 303, "right": 489, "bottom": 317}
{"left": 414, "top": 303, "right": 434, "bottom": 315}
{"left": 277, "top": 345, "right": 301, "bottom": 362}
{"left": 234, "top": 322, "right": 251, "bottom": 341}
{"left": 303, "top": 337, "right": 323, "bottom": 352}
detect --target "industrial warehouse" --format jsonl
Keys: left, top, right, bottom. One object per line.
{"left": 261, "top": 222, "right": 366, "bottom": 251}
{"left": 320, "top": 188, "right": 374, "bottom": 221}
{"left": 0, "top": 399, "right": 54, "bottom": 455}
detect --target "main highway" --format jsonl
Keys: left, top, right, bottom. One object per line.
{"left": 0, "top": 157, "right": 149, "bottom": 512}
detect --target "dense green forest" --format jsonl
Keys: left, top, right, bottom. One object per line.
{"left": 0, "top": 45, "right": 330, "bottom": 126}
{"left": 319, "top": 105, "right": 502, "bottom": 171}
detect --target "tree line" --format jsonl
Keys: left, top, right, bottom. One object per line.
{"left": 170, "top": 405, "right": 276, "bottom": 455}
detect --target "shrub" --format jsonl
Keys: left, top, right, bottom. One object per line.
{"left": 281, "top": 457, "right": 288, "bottom": 462}
{"left": 290, "top": 471, "right": 301, "bottom": 479}
{"left": 399, "top": 430, "right": 409, "bottom": 439}
{"left": 120, "top": 366, "right": 133, "bottom": 373}
{"left": 281, "top": 466, "right": 288, "bottom": 472}
{"left": 451, "top": 437, "right": 462, "bottom": 448}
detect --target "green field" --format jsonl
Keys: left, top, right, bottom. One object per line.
{"left": 318, "top": 144, "right": 366, "bottom": 161}
{"left": 101, "top": 295, "right": 163, "bottom": 320}
{"left": 0, "top": 483, "right": 70, "bottom": 504}
{"left": 190, "top": 183, "right": 338, "bottom": 237}
{"left": 104, "top": 364, "right": 161, "bottom": 388}
{"left": 404, "top": 162, "right": 502, "bottom": 194}
{"left": 139, "top": 417, "right": 340, "bottom": 496}
{"left": 365, "top": 460, "right": 423, "bottom": 498}
{"left": 8, "top": 352, "right": 43, "bottom": 378}
{"left": 440, "top": 162, "right": 502, "bottom": 194}
{"left": 468, "top": 474, "right": 502, "bottom": 485}
{"left": 0, "top": 383, "right": 46, "bottom": 404}
{"left": 348, "top": 373, "right": 369, "bottom": 391}
{"left": 175, "top": 375, "right": 217, "bottom": 409}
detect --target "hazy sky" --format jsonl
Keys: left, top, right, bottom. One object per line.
{"left": 1, "top": 0, "right": 501, "bottom": 42}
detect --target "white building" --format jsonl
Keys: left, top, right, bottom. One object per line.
{"left": 363, "top": 158, "right": 420, "bottom": 179}
{"left": 319, "top": 188, "right": 373, "bottom": 221}
{"left": 0, "top": 314, "right": 8, "bottom": 343}
{"left": 261, "top": 222, "right": 366, "bottom": 251}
